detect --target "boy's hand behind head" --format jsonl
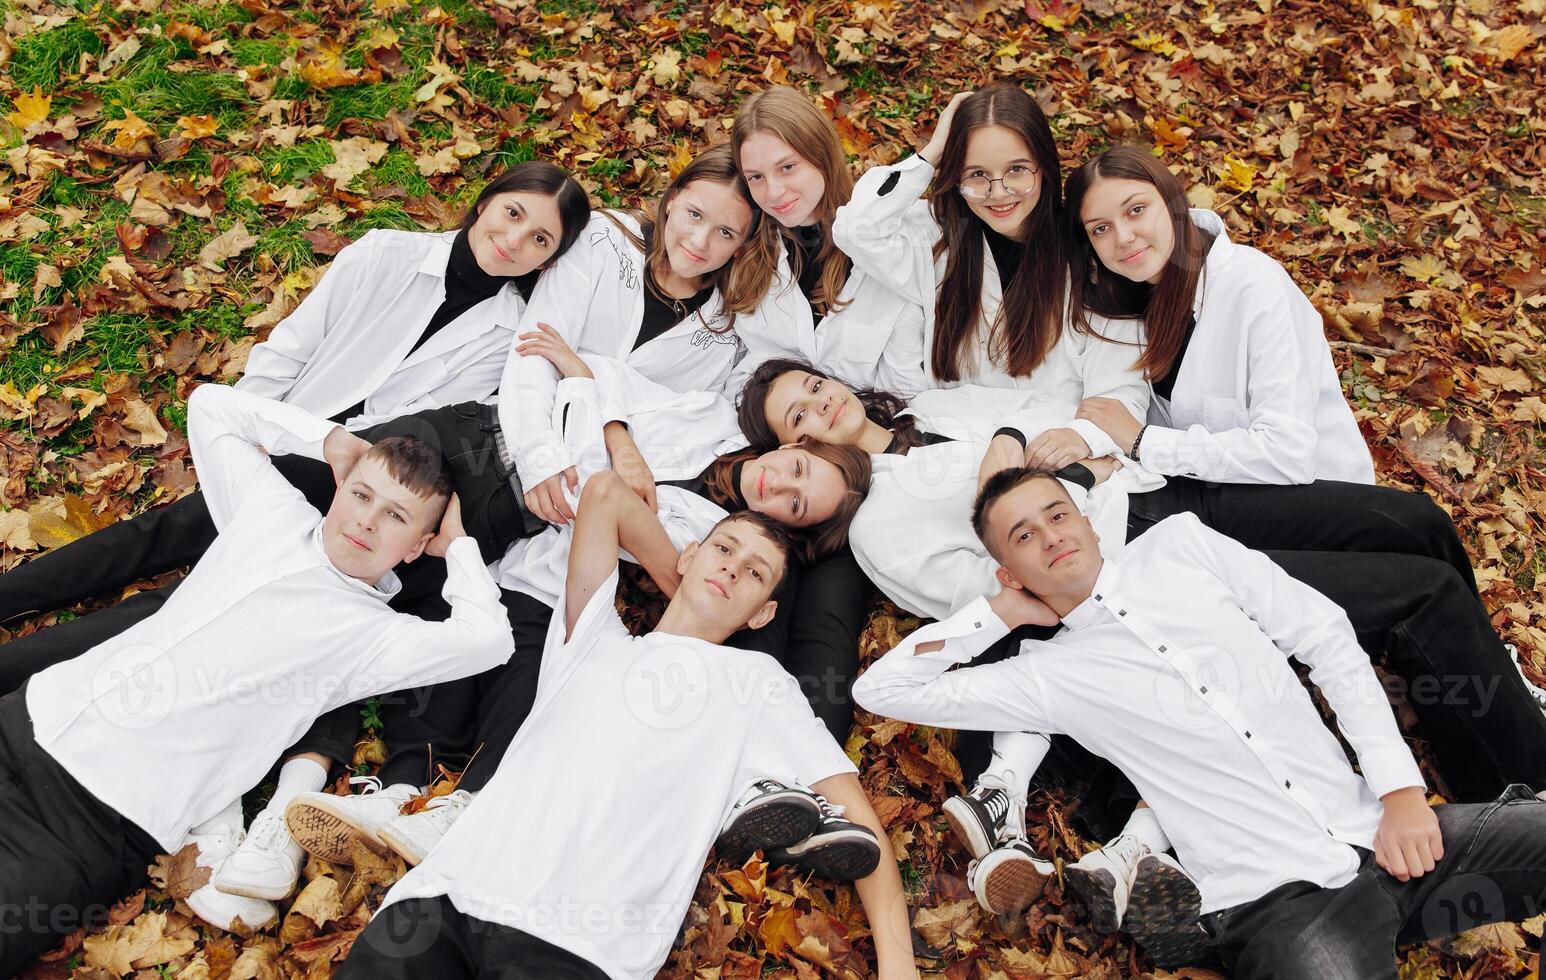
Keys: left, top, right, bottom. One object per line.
{"left": 424, "top": 492, "right": 466, "bottom": 559}
{"left": 324, "top": 427, "right": 373, "bottom": 486}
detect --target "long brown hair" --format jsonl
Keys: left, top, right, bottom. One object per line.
{"left": 731, "top": 87, "right": 853, "bottom": 316}
{"left": 605, "top": 144, "right": 777, "bottom": 331}
{"left": 1063, "top": 146, "right": 1213, "bottom": 380}
{"left": 703, "top": 440, "right": 871, "bottom": 562}
{"left": 458, "top": 162, "right": 591, "bottom": 259}
{"left": 928, "top": 84, "right": 1066, "bottom": 383}
{"left": 735, "top": 357, "right": 926, "bottom": 454}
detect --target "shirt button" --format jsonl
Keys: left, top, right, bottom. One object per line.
{"left": 1245, "top": 731, "right": 1252, "bottom": 739}
{"left": 1284, "top": 780, "right": 1292, "bottom": 789}
{"left": 1199, "top": 686, "right": 1208, "bottom": 694}
{"left": 1158, "top": 645, "right": 1167, "bottom": 653}
{"left": 973, "top": 622, "right": 982, "bottom": 629}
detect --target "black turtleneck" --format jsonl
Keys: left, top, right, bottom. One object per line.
{"left": 1152, "top": 311, "right": 1198, "bottom": 403}
{"left": 983, "top": 228, "right": 1023, "bottom": 289}
{"left": 637, "top": 227, "right": 716, "bottom": 351}
{"left": 784, "top": 227, "right": 838, "bottom": 324}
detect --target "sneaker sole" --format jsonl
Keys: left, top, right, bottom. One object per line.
{"left": 284, "top": 797, "right": 390, "bottom": 866}
{"left": 1123, "top": 855, "right": 1210, "bottom": 969}
{"left": 208, "top": 875, "right": 296, "bottom": 902}
{"left": 942, "top": 797, "right": 995, "bottom": 861}
{"left": 376, "top": 824, "right": 429, "bottom": 867}
{"left": 1063, "top": 864, "right": 1121, "bottom": 934}
{"left": 185, "top": 889, "right": 277, "bottom": 932}
{"left": 717, "top": 794, "right": 823, "bottom": 861}
{"left": 975, "top": 853, "right": 1049, "bottom": 916}
{"left": 771, "top": 831, "right": 881, "bottom": 881}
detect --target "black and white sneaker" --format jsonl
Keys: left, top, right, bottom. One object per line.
{"left": 767, "top": 796, "right": 881, "bottom": 881}
{"left": 942, "top": 776, "right": 1016, "bottom": 861}
{"left": 715, "top": 780, "right": 823, "bottom": 864}
{"left": 1123, "top": 853, "right": 1210, "bottom": 969}
{"left": 1507, "top": 644, "right": 1546, "bottom": 718}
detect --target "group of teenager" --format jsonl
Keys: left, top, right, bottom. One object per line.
{"left": 2, "top": 81, "right": 1545, "bottom": 979}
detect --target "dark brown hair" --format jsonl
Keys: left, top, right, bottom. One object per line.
{"left": 928, "top": 84, "right": 1066, "bottom": 382}
{"left": 970, "top": 465, "right": 1069, "bottom": 557}
{"left": 707, "top": 510, "right": 797, "bottom": 601}
{"left": 362, "top": 436, "right": 453, "bottom": 524}
{"left": 459, "top": 162, "right": 590, "bottom": 259}
{"left": 1063, "top": 146, "right": 1214, "bottom": 380}
{"left": 735, "top": 357, "right": 926, "bottom": 454}
{"left": 731, "top": 86, "right": 854, "bottom": 316}
{"left": 703, "top": 438, "right": 871, "bottom": 563}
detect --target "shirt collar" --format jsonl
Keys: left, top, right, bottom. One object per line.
{"left": 419, "top": 231, "right": 458, "bottom": 278}
{"left": 309, "top": 523, "right": 402, "bottom": 600}
{"left": 1060, "top": 559, "right": 1120, "bottom": 631}
{"left": 1190, "top": 208, "right": 1231, "bottom": 316}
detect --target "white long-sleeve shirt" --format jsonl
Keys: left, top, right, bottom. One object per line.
{"left": 500, "top": 211, "right": 786, "bottom": 489}
{"left": 237, "top": 230, "right": 527, "bottom": 428}
{"left": 1138, "top": 210, "right": 1374, "bottom": 485}
{"left": 26, "top": 385, "right": 514, "bottom": 851}
{"left": 852, "top": 513, "right": 1424, "bottom": 912}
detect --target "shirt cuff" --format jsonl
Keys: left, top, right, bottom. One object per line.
{"left": 1132, "top": 423, "right": 1189, "bottom": 476}
{"left": 1358, "top": 744, "right": 1427, "bottom": 801}
{"left": 906, "top": 596, "right": 1012, "bottom": 665}
{"left": 992, "top": 426, "right": 1026, "bottom": 449}
{"left": 1067, "top": 417, "right": 1122, "bottom": 459}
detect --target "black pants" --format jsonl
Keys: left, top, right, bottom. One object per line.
{"left": 0, "top": 688, "right": 161, "bottom": 977}
{"left": 338, "top": 896, "right": 608, "bottom": 979}
{"left": 1205, "top": 784, "right": 1546, "bottom": 979}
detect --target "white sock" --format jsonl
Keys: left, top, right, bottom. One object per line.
{"left": 261, "top": 757, "right": 328, "bottom": 819}
{"left": 980, "top": 731, "right": 1052, "bottom": 796}
{"left": 190, "top": 798, "right": 243, "bottom": 836}
{"left": 1118, "top": 805, "right": 1170, "bottom": 855}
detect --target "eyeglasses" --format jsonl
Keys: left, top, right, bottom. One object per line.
{"left": 957, "top": 166, "right": 1038, "bottom": 201}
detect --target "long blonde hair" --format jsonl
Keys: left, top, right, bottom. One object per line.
{"left": 731, "top": 87, "right": 853, "bottom": 316}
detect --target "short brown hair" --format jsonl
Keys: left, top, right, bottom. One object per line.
{"left": 709, "top": 510, "right": 796, "bottom": 601}
{"left": 363, "top": 436, "right": 452, "bottom": 514}
{"left": 971, "top": 466, "right": 1071, "bottom": 558}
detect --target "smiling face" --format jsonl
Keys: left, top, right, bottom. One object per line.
{"left": 1079, "top": 175, "right": 1176, "bottom": 285}
{"left": 981, "top": 476, "right": 1101, "bottom": 601}
{"left": 320, "top": 455, "right": 443, "bottom": 583}
{"left": 675, "top": 518, "right": 785, "bottom": 631}
{"left": 738, "top": 130, "right": 828, "bottom": 228}
{"left": 467, "top": 190, "right": 565, "bottom": 277}
{"left": 761, "top": 369, "right": 867, "bottom": 447}
{"left": 737, "top": 445, "right": 848, "bottom": 528}
{"left": 959, "top": 125, "right": 1041, "bottom": 238}
{"left": 660, "top": 179, "right": 755, "bottom": 282}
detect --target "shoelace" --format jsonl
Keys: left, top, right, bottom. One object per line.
{"left": 348, "top": 775, "right": 386, "bottom": 796}
{"left": 977, "top": 786, "right": 1011, "bottom": 824}
{"left": 1102, "top": 833, "right": 1149, "bottom": 871}
{"left": 812, "top": 793, "right": 848, "bottom": 825}
{"left": 244, "top": 811, "right": 291, "bottom": 852}
{"left": 418, "top": 790, "right": 474, "bottom": 829}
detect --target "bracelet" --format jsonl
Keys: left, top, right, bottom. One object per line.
{"left": 1129, "top": 424, "right": 1149, "bottom": 461}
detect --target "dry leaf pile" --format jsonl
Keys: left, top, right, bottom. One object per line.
{"left": 2, "top": 0, "right": 1544, "bottom": 975}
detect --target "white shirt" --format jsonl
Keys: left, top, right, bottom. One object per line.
{"left": 1139, "top": 211, "right": 1375, "bottom": 485}
{"left": 26, "top": 385, "right": 514, "bottom": 851}
{"left": 238, "top": 230, "right": 527, "bottom": 429}
{"left": 852, "top": 513, "right": 1424, "bottom": 912}
{"left": 499, "top": 211, "right": 778, "bottom": 489}
{"left": 379, "top": 569, "right": 855, "bottom": 979}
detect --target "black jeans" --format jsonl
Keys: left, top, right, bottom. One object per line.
{"left": 1130, "top": 481, "right": 1546, "bottom": 802}
{"left": 0, "top": 687, "right": 161, "bottom": 977}
{"left": 337, "top": 896, "right": 608, "bottom": 979}
{"left": 1204, "top": 784, "right": 1546, "bottom": 979}
{"left": 0, "top": 400, "right": 536, "bottom": 628}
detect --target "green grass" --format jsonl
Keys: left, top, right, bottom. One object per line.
{"left": 321, "top": 79, "right": 417, "bottom": 127}
{"left": 10, "top": 20, "right": 105, "bottom": 89}
{"left": 253, "top": 220, "right": 321, "bottom": 273}
{"left": 230, "top": 37, "right": 290, "bottom": 68}
{"left": 463, "top": 63, "right": 541, "bottom": 109}
{"left": 346, "top": 201, "right": 429, "bottom": 233}
{"left": 369, "top": 147, "right": 434, "bottom": 197}
{"left": 96, "top": 65, "right": 253, "bottom": 129}
{"left": 257, "top": 140, "right": 337, "bottom": 185}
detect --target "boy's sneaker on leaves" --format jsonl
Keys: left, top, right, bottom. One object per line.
{"left": 183, "top": 823, "right": 278, "bottom": 931}
{"left": 378, "top": 789, "right": 476, "bottom": 866}
{"left": 285, "top": 778, "right": 418, "bottom": 865}
{"left": 1123, "top": 853, "right": 1210, "bottom": 969}
{"left": 715, "top": 779, "right": 823, "bottom": 863}
{"left": 766, "top": 796, "right": 880, "bottom": 881}
{"left": 1063, "top": 832, "right": 1151, "bottom": 933}
{"left": 943, "top": 775, "right": 1017, "bottom": 861}
{"left": 1507, "top": 644, "right": 1546, "bottom": 718}
{"left": 211, "top": 810, "right": 304, "bottom": 901}
{"left": 968, "top": 837, "right": 1053, "bottom": 916}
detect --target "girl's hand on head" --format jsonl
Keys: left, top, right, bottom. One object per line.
{"left": 920, "top": 91, "right": 973, "bottom": 168}
{"left": 977, "top": 433, "right": 1025, "bottom": 493}
{"left": 1023, "top": 428, "right": 1092, "bottom": 472}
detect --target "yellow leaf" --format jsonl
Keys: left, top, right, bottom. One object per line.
{"left": 177, "top": 114, "right": 219, "bottom": 139}
{"left": 27, "top": 494, "right": 114, "bottom": 551}
{"left": 6, "top": 87, "right": 51, "bottom": 130}
{"left": 59, "top": 386, "right": 108, "bottom": 419}
{"left": 1400, "top": 254, "right": 1449, "bottom": 283}
{"left": 0, "top": 510, "right": 37, "bottom": 551}
{"left": 1131, "top": 32, "right": 1178, "bottom": 56}
{"left": 1494, "top": 23, "right": 1534, "bottom": 61}
{"left": 121, "top": 399, "right": 169, "bottom": 446}
{"left": 1218, "top": 154, "right": 1256, "bottom": 192}
{"left": 321, "top": 136, "right": 388, "bottom": 186}
{"left": 1325, "top": 204, "right": 1362, "bottom": 238}
{"left": 650, "top": 48, "right": 684, "bottom": 86}
{"left": 104, "top": 108, "right": 156, "bottom": 150}
{"left": 298, "top": 39, "right": 357, "bottom": 89}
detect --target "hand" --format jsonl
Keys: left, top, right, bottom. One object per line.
{"left": 516, "top": 322, "right": 593, "bottom": 379}
{"left": 988, "top": 581, "right": 1061, "bottom": 630}
{"left": 1076, "top": 397, "right": 1143, "bottom": 454}
{"left": 323, "top": 427, "right": 371, "bottom": 485}
{"left": 1023, "top": 427, "right": 1092, "bottom": 471}
{"left": 609, "top": 438, "right": 658, "bottom": 513}
{"left": 1373, "top": 786, "right": 1443, "bottom": 882}
{"left": 977, "top": 433, "right": 1024, "bottom": 493}
{"left": 524, "top": 466, "right": 579, "bottom": 525}
{"left": 919, "top": 91, "right": 972, "bottom": 167}
{"left": 1081, "top": 455, "right": 1124, "bottom": 486}
{"left": 424, "top": 493, "right": 465, "bottom": 558}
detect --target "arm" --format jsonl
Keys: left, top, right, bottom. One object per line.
{"left": 831, "top": 159, "right": 942, "bottom": 309}
{"left": 1063, "top": 314, "right": 1149, "bottom": 460}
{"left": 185, "top": 383, "right": 340, "bottom": 529}
{"left": 809, "top": 773, "right": 917, "bottom": 980}
{"left": 1132, "top": 277, "right": 1325, "bottom": 484}
{"left": 564, "top": 470, "right": 682, "bottom": 638}
{"left": 814, "top": 289, "right": 929, "bottom": 401}
{"left": 235, "top": 237, "right": 369, "bottom": 398}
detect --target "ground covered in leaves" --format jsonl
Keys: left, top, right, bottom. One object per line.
{"left": 1, "top": 0, "right": 1544, "bottom": 975}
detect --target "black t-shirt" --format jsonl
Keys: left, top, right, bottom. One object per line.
{"left": 1151, "top": 312, "right": 1198, "bottom": 403}
{"left": 635, "top": 228, "right": 716, "bottom": 351}
{"left": 983, "top": 228, "right": 1023, "bottom": 290}
{"left": 784, "top": 227, "right": 835, "bottom": 324}
{"left": 883, "top": 428, "right": 952, "bottom": 454}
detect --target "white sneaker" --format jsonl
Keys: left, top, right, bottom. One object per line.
{"left": 182, "top": 825, "right": 277, "bottom": 931}
{"left": 212, "top": 810, "right": 305, "bottom": 900}
{"left": 285, "top": 778, "right": 418, "bottom": 865}
{"left": 1062, "top": 832, "right": 1152, "bottom": 933}
{"left": 377, "top": 789, "right": 475, "bottom": 866}
{"left": 968, "top": 837, "right": 1053, "bottom": 916}
{"left": 1507, "top": 644, "right": 1546, "bottom": 718}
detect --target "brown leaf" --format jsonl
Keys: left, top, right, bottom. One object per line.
{"left": 198, "top": 222, "right": 259, "bottom": 271}
{"left": 121, "top": 399, "right": 169, "bottom": 446}
{"left": 148, "top": 843, "right": 212, "bottom": 901}
{"left": 302, "top": 228, "right": 353, "bottom": 256}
